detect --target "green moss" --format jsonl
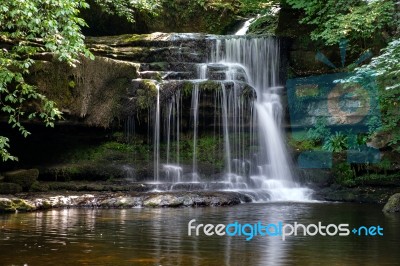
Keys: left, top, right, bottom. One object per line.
{"left": 248, "top": 14, "right": 279, "bottom": 35}
{"left": 12, "top": 199, "right": 35, "bottom": 212}
{"left": 144, "top": 201, "right": 159, "bottom": 208}
{"left": 63, "top": 141, "right": 136, "bottom": 163}
{"left": 199, "top": 80, "right": 222, "bottom": 91}
{"left": 68, "top": 80, "right": 76, "bottom": 88}
{"left": 136, "top": 80, "right": 159, "bottom": 110}
{"left": 288, "top": 138, "right": 319, "bottom": 151}
{"left": 0, "top": 198, "right": 36, "bottom": 213}
{"left": 182, "top": 81, "right": 194, "bottom": 96}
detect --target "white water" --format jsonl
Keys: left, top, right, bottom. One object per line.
{"left": 191, "top": 83, "right": 200, "bottom": 182}
{"left": 212, "top": 38, "right": 313, "bottom": 201}
{"left": 235, "top": 17, "right": 256, "bottom": 35}
{"left": 146, "top": 36, "right": 312, "bottom": 201}
{"left": 154, "top": 83, "right": 161, "bottom": 183}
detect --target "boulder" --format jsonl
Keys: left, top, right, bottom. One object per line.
{"left": 4, "top": 169, "right": 39, "bottom": 191}
{"left": 383, "top": 193, "right": 400, "bottom": 213}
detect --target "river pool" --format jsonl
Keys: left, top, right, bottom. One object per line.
{"left": 1, "top": 202, "right": 399, "bottom": 265}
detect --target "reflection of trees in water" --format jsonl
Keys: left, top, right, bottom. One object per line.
{"left": 1, "top": 204, "right": 399, "bottom": 265}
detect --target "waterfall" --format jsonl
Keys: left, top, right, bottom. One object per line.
{"left": 141, "top": 34, "right": 312, "bottom": 201}
{"left": 211, "top": 37, "right": 312, "bottom": 200}
{"left": 235, "top": 17, "right": 256, "bottom": 36}
{"left": 191, "top": 83, "right": 200, "bottom": 182}
{"left": 153, "top": 84, "right": 161, "bottom": 183}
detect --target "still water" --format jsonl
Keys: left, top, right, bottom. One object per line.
{"left": 0, "top": 203, "right": 399, "bottom": 266}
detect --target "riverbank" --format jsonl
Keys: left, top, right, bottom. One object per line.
{"left": 0, "top": 180, "right": 399, "bottom": 213}
{"left": 0, "top": 190, "right": 252, "bottom": 212}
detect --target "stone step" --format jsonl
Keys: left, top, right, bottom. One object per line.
{"left": 138, "top": 71, "right": 195, "bottom": 80}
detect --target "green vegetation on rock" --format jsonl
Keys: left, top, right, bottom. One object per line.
{"left": 0, "top": 198, "right": 35, "bottom": 212}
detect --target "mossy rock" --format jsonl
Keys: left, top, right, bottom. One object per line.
{"left": 0, "top": 198, "right": 36, "bottom": 213}
{"left": 383, "top": 193, "right": 400, "bottom": 213}
{"left": 4, "top": 169, "right": 39, "bottom": 191}
{"left": 0, "top": 183, "right": 23, "bottom": 194}
{"left": 0, "top": 198, "right": 14, "bottom": 212}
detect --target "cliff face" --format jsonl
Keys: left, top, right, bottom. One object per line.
{"left": 28, "top": 33, "right": 217, "bottom": 128}
{"left": 30, "top": 55, "right": 140, "bottom": 127}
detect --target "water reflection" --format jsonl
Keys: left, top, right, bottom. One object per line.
{"left": 0, "top": 203, "right": 399, "bottom": 265}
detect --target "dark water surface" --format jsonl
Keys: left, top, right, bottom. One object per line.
{"left": 1, "top": 203, "right": 399, "bottom": 266}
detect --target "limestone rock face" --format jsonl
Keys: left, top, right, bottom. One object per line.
{"left": 30, "top": 55, "right": 140, "bottom": 127}
{"left": 28, "top": 33, "right": 214, "bottom": 128}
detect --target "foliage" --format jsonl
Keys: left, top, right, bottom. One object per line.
{"left": 238, "top": 0, "right": 279, "bottom": 14}
{"left": 333, "top": 162, "right": 356, "bottom": 187}
{"left": 344, "top": 39, "right": 400, "bottom": 152}
{"left": 0, "top": 0, "right": 95, "bottom": 161}
{"left": 354, "top": 173, "right": 399, "bottom": 186}
{"left": 347, "top": 133, "right": 368, "bottom": 151}
{"left": 306, "top": 118, "right": 330, "bottom": 143}
{"left": 159, "top": 0, "right": 239, "bottom": 33}
{"left": 0, "top": 0, "right": 164, "bottom": 161}
{"left": 348, "top": 39, "right": 400, "bottom": 89}
{"left": 93, "top": 0, "right": 160, "bottom": 23}
{"left": 287, "top": 137, "right": 318, "bottom": 151}
{"left": 0, "top": 136, "right": 17, "bottom": 161}
{"left": 323, "top": 132, "right": 348, "bottom": 152}
{"left": 285, "top": 0, "right": 395, "bottom": 46}
{"left": 248, "top": 12, "right": 278, "bottom": 35}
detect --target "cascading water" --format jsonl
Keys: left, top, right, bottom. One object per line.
{"left": 191, "top": 83, "right": 200, "bottom": 182}
{"left": 140, "top": 34, "right": 312, "bottom": 201}
{"left": 154, "top": 83, "right": 161, "bottom": 183}
{"left": 211, "top": 37, "right": 312, "bottom": 201}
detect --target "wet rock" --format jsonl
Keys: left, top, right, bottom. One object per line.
{"left": 143, "top": 194, "right": 185, "bottom": 207}
{"left": 4, "top": 169, "right": 39, "bottom": 191}
{"left": 0, "top": 198, "right": 36, "bottom": 213}
{"left": 0, "top": 198, "right": 14, "bottom": 212}
{"left": 99, "top": 196, "right": 142, "bottom": 208}
{"left": 0, "top": 191, "right": 251, "bottom": 211}
{"left": 143, "top": 192, "right": 250, "bottom": 207}
{"left": 383, "top": 193, "right": 400, "bottom": 213}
